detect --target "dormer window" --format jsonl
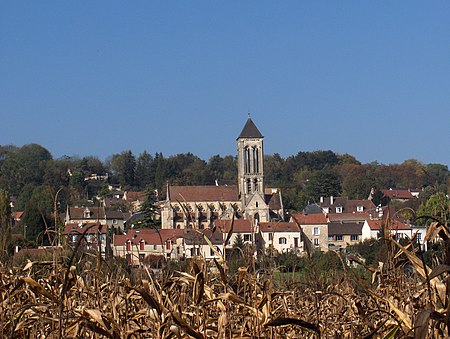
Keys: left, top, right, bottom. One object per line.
{"left": 84, "top": 208, "right": 91, "bottom": 218}
{"left": 336, "top": 206, "right": 343, "bottom": 213}
{"left": 357, "top": 205, "right": 364, "bottom": 212}
{"left": 323, "top": 207, "right": 329, "bottom": 213}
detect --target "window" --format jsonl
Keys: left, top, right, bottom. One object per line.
{"left": 313, "top": 227, "right": 320, "bottom": 235}
{"left": 113, "top": 219, "right": 118, "bottom": 224}
{"left": 243, "top": 234, "right": 252, "bottom": 242}
{"left": 336, "top": 235, "right": 343, "bottom": 241}
{"left": 153, "top": 244, "right": 157, "bottom": 250}
{"left": 268, "top": 233, "right": 273, "bottom": 241}
{"left": 314, "top": 238, "right": 319, "bottom": 246}
{"left": 336, "top": 206, "right": 343, "bottom": 213}
{"left": 139, "top": 254, "right": 145, "bottom": 262}
{"left": 351, "top": 234, "right": 358, "bottom": 241}
{"left": 417, "top": 232, "right": 422, "bottom": 242}
{"left": 328, "top": 236, "right": 333, "bottom": 241}
{"left": 279, "top": 237, "right": 287, "bottom": 245}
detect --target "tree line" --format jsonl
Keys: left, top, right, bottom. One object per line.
{"left": 0, "top": 144, "right": 448, "bottom": 249}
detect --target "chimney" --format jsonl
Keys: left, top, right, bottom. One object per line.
{"left": 330, "top": 196, "right": 334, "bottom": 205}
{"left": 320, "top": 196, "right": 324, "bottom": 203}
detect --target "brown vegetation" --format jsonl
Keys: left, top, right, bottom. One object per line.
{"left": 1, "top": 219, "right": 449, "bottom": 338}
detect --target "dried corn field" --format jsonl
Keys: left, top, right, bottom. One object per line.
{"left": 1, "top": 221, "right": 449, "bottom": 338}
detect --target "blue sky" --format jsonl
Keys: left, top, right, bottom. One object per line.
{"left": 1, "top": 1, "right": 449, "bottom": 166}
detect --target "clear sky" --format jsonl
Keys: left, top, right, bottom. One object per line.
{"left": 1, "top": 1, "right": 449, "bottom": 166}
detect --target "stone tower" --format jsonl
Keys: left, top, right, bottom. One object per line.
{"left": 237, "top": 116, "right": 269, "bottom": 222}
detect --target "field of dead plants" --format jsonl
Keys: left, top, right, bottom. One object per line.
{"left": 1, "top": 220, "right": 449, "bottom": 338}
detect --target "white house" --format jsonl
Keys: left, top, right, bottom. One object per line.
{"left": 259, "top": 222, "right": 302, "bottom": 254}
{"left": 362, "top": 219, "right": 413, "bottom": 241}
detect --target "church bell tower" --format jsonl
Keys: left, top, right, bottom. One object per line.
{"left": 237, "top": 115, "right": 265, "bottom": 205}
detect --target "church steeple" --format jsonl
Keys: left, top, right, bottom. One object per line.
{"left": 237, "top": 116, "right": 265, "bottom": 204}
{"left": 237, "top": 115, "right": 264, "bottom": 140}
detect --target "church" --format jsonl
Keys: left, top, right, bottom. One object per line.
{"left": 160, "top": 116, "right": 284, "bottom": 229}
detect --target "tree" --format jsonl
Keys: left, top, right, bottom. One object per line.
{"left": 370, "top": 189, "right": 390, "bottom": 207}
{"left": 136, "top": 189, "right": 160, "bottom": 229}
{"left": 22, "top": 187, "right": 53, "bottom": 246}
{"left": 305, "top": 169, "right": 342, "bottom": 202}
{"left": 109, "top": 151, "right": 136, "bottom": 187}
{"left": 135, "top": 151, "right": 155, "bottom": 190}
{"left": 0, "top": 144, "right": 52, "bottom": 195}
{"left": 416, "top": 192, "right": 450, "bottom": 226}
{"left": 0, "top": 189, "right": 12, "bottom": 260}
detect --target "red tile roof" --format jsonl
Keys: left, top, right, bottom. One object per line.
{"left": 381, "top": 189, "right": 414, "bottom": 200}
{"left": 13, "top": 211, "right": 24, "bottom": 220}
{"left": 63, "top": 222, "right": 107, "bottom": 235}
{"left": 14, "top": 247, "right": 63, "bottom": 259}
{"left": 366, "top": 219, "right": 411, "bottom": 230}
{"left": 290, "top": 213, "right": 328, "bottom": 225}
{"left": 68, "top": 207, "right": 106, "bottom": 220}
{"left": 259, "top": 222, "right": 300, "bottom": 232}
{"left": 168, "top": 185, "right": 239, "bottom": 202}
{"left": 125, "top": 191, "right": 147, "bottom": 201}
{"left": 114, "top": 228, "right": 185, "bottom": 246}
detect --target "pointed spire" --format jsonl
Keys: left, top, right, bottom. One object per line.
{"left": 237, "top": 115, "right": 263, "bottom": 139}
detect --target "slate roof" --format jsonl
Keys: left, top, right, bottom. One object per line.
{"left": 265, "top": 192, "right": 282, "bottom": 210}
{"left": 303, "top": 203, "right": 323, "bottom": 214}
{"left": 318, "top": 197, "right": 376, "bottom": 213}
{"left": 237, "top": 117, "right": 263, "bottom": 139}
{"left": 328, "top": 213, "right": 371, "bottom": 223}
{"left": 328, "top": 222, "right": 362, "bottom": 235}
{"left": 168, "top": 185, "right": 239, "bottom": 202}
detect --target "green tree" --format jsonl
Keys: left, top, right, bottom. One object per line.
{"left": 416, "top": 192, "right": 450, "bottom": 226}
{"left": 0, "top": 144, "right": 52, "bottom": 195}
{"left": 305, "top": 169, "right": 342, "bottom": 202}
{"left": 22, "top": 187, "right": 53, "bottom": 246}
{"left": 0, "top": 189, "right": 12, "bottom": 260}
{"left": 109, "top": 151, "right": 136, "bottom": 187}
{"left": 136, "top": 189, "right": 160, "bottom": 229}
{"left": 135, "top": 151, "right": 155, "bottom": 190}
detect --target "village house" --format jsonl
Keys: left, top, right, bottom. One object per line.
{"left": 328, "top": 222, "right": 363, "bottom": 250}
{"left": 381, "top": 188, "right": 416, "bottom": 201}
{"left": 64, "top": 206, "right": 125, "bottom": 232}
{"left": 62, "top": 222, "right": 110, "bottom": 258}
{"left": 290, "top": 213, "right": 329, "bottom": 252}
{"left": 112, "top": 228, "right": 225, "bottom": 265}
{"left": 259, "top": 222, "right": 303, "bottom": 254}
